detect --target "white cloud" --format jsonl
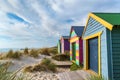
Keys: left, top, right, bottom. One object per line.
{"left": 0, "top": 0, "right": 120, "bottom": 48}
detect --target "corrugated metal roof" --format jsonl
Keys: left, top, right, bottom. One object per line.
{"left": 72, "top": 26, "right": 84, "bottom": 37}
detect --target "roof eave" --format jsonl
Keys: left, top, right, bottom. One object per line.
{"left": 82, "top": 13, "right": 113, "bottom": 38}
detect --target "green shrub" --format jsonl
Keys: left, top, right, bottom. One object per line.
{"left": 70, "top": 63, "right": 83, "bottom": 71}
{"left": 24, "top": 48, "right": 29, "bottom": 55}
{"left": 6, "top": 50, "right": 22, "bottom": 59}
{"left": 29, "top": 49, "right": 39, "bottom": 58}
{"left": 40, "top": 48, "right": 50, "bottom": 56}
{"left": 0, "top": 62, "right": 30, "bottom": 80}
{"left": 24, "top": 58, "right": 57, "bottom": 72}
{"left": 88, "top": 75, "right": 105, "bottom": 80}
{"left": 52, "top": 54, "right": 70, "bottom": 61}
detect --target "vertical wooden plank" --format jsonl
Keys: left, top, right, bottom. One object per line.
{"left": 111, "top": 27, "right": 120, "bottom": 80}
{"left": 79, "top": 38, "right": 83, "bottom": 64}
{"left": 86, "top": 40, "right": 88, "bottom": 69}
{"left": 98, "top": 36, "right": 101, "bottom": 75}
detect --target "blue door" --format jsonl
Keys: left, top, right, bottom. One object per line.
{"left": 88, "top": 37, "right": 98, "bottom": 73}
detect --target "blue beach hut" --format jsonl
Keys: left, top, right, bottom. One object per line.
{"left": 82, "top": 13, "right": 120, "bottom": 80}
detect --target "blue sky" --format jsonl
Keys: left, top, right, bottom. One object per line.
{"left": 0, "top": 0, "right": 120, "bottom": 48}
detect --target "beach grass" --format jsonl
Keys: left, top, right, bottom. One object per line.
{"left": 24, "top": 48, "right": 29, "bottom": 55}
{"left": 70, "top": 62, "right": 83, "bottom": 71}
{"left": 48, "top": 46, "right": 58, "bottom": 55}
{"left": 5, "top": 50, "right": 22, "bottom": 59}
{"left": 39, "top": 46, "right": 58, "bottom": 56}
{"left": 52, "top": 54, "right": 70, "bottom": 61}
{"left": 29, "top": 49, "right": 39, "bottom": 58}
{"left": 87, "top": 75, "right": 105, "bottom": 80}
{"left": 0, "top": 46, "right": 58, "bottom": 60}
{"left": 0, "top": 62, "right": 30, "bottom": 80}
{"left": 24, "top": 58, "right": 57, "bottom": 72}
{"left": 39, "top": 48, "right": 51, "bottom": 56}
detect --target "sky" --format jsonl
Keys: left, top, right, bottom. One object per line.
{"left": 0, "top": 0, "right": 120, "bottom": 48}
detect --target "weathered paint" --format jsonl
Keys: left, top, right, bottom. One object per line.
{"left": 70, "top": 27, "right": 84, "bottom": 65}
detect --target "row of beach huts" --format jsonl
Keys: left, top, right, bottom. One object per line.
{"left": 57, "top": 12, "right": 120, "bottom": 80}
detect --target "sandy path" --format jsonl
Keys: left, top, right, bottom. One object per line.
{"left": 0, "top": 55, "right": 73, "bottom": 80}
{"left": 0, "top": 55, "right": 46, "bottom": 72}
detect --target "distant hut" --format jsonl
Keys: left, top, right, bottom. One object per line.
{"left": 57, "top": 40, "right": 61, "bottom": 53}
{"left": 82, "top": 13, "right": 120, "bottom": 80}
{"left": 69, "top": 26, "right": 84, "bottom": 65}
{"left": 60, "top": 36, "right": 70, "bottom": 54}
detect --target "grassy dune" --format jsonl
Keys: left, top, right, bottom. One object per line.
{"left": 0, "top": 46, "right": 58, "bottom": 60}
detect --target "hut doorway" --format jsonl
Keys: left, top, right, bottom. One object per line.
{"left": 88, "top": 37, "right": 98, "bottom": 73}
{"left": 72, "top": 42, "right": 76, "bottom": 61}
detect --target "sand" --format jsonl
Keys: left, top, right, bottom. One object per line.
{"left": 0, "top": 54, "right": 70, "bottom": 80}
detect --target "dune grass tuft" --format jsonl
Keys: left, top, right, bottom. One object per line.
{"left": 29, "top": 49, "right": 39, "bottom": 58}
{"left": 48, "top": 47, "right": 58, "bottom": 55}
{"left": 0, "top": 62, "right": 30, "bottom": 80}
{"left": 24, "top": 58, "right": 57, "bottom": 72}
{"left": 6, "top": 50, "right": 22, "bottom": 59}
{"left": 24, "top": 48, "right": 29, "bottom": 55}
{"left": 39, "top": 46, "right": 58, "bottom": 56}
{"left": 39, "top": 48, "right": 50, "bottom": 56}
{"left": 52, "top": 54, "right": 70, "bottom": 61}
